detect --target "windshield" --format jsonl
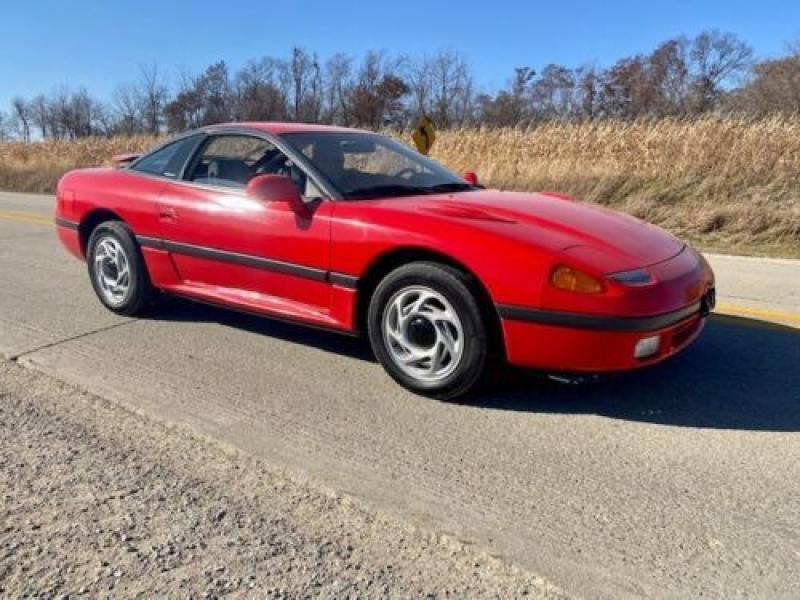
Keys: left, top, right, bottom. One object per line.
{"left": 280, "top": 131, "right": 475, "bottom": 200}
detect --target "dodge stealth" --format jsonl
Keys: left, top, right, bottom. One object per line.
{"left": 55, "top": 123, "right": 715, "bottom": 398}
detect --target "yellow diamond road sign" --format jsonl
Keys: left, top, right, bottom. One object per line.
{"left": 412, "top": 116, "right": 436, "bottom": 155}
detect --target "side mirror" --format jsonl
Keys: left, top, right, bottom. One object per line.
{"left": 246, "top": 174, "right": 310, "bottom": 217}
{"left": 463, "top": 171, "right": 479, "bottom": 186}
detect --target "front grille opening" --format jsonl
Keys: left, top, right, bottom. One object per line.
{"left": 672, "top": 319, "right": 701, "bottom": 350}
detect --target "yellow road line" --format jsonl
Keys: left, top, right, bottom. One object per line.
{"left": 716, "top": 303, "right": 800, "bottom": 325}
{"left": 0, "top": 209, "right": 53, "bottom": 227}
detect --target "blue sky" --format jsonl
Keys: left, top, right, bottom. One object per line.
{"left": 1, "top": 0, "right": 798, "bottom": 109}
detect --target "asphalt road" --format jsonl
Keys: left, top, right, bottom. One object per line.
{"left": 2, "top": 192, "right": 799, "bottom": 598}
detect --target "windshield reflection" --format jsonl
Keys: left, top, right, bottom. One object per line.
{"left": 281, "top": 132, "right": 477, "bottom": 200}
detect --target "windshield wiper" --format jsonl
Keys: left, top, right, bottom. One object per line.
{"left": 425, "top": 182, "right": 478, "bottom": 193}
{"left": 344, "top": 181, "right": 479, "bottom": 200}
{"left": 343, "top": 184, "right": 435, "bottom": 199}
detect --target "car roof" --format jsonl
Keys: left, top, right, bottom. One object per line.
{"left": 200, "top": 122, "right": 372, "bottom": 136}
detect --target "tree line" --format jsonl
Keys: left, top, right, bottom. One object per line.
{"left": 1, "top": 29, "right": 799, "bottom": 141}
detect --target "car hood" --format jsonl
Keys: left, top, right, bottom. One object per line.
{"left": 363, "top": 189, "right": 684, "bottom": 273}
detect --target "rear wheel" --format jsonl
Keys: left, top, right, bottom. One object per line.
{"left": 367, "top": 262, "right": 488, "bottom": 400}
{"left": 87, "top": 221, "right": 153, "bottom": 316}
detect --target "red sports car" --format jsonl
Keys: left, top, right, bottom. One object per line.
{"left": 55, "top": 123, "right": 715, "bottom": 399}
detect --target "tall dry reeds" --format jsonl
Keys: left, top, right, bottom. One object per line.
{"left": 428, "top": 117, "right": 800, "bottom": 254}
{"left": 0, "top": 117, "right": 798, "bottom": 255}
{"left": 0, "top": 135, "right": 160, "bottom": 193}
{"left": 432, "top": 116, "right": 800, "bottom": 186}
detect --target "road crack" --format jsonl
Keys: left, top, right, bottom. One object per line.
{"left": 8, "top": 319, "right": 137, "bottom": 362}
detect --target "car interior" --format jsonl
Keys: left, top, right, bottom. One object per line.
{"left": 188, "top": 140, "right": 321, "bottom": 199}
{"left": 296, "top": 137, "right": 437, "bottom": 195}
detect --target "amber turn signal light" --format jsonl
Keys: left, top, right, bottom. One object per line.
{"left": 550, "top": 264, "right": 605, "bottom": 294}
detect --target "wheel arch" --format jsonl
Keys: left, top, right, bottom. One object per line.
{"left": 78, "top": 209, "right": 126, "bottom": 256}
{"left": 354, "top": 247, "right": 505, "bottom": 359}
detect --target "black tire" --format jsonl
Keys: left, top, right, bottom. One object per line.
{"left": 86, "top": 220, "right": 153, "bottom": 316}
{"left": 367, "top": 262, "right": 489, "bottom": 400}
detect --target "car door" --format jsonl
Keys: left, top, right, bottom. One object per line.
{"left": 156, "top": 133, "right": 334, "bottom": 317}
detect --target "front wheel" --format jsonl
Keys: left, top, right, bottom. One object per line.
{"left": 367, "top": 262, "right": 489, "bottom": 400}
{"left": 87, "top": 221, "right": 153, "bottom": 316}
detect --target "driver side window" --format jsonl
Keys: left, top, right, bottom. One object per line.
{"left": 187, "top": 134, "right": 322, "bottom": 200}
{"left": 188, "top": 135, "right": 271, "bottom": 189}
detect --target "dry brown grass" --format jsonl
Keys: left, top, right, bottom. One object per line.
{"left": 1, "top": 117, "right": 798, "bottom": 256}
{"left": 0, "top": 135, "right": 160, "bottom": 194}
{"left": 429, "top": 117, "right": 800, "bottom": 256}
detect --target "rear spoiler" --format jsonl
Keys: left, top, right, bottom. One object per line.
{"left": 111, "top": 153, "right": 141, "bottom": 169}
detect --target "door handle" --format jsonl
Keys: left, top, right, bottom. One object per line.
{"left": 159, "top": 207, "right": 178, "bottom": 221}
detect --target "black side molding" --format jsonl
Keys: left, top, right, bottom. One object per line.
{"left": 136, "top": 235, "right": 359, "bottom": 290}
{"left": 328, "top": 272, "right": 359, "bottom": 288}
{"left": 164, "top": 239, "right": 329, "bottom": 282}
{"left": 55, "top": 217, "right": 79, "bottom": 230}
{"left": 136, "top": 235, "right": 164, "bottom": 250}
{"left": 496, "top": 302, "right": 702, "bottom": 332}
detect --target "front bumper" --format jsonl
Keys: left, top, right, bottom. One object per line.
{"left": 55, "top": 217, "right": 83, "bottom": 259}
{"left": 499, "top": 302, "right": 708, "bottom": 371}
{"left": 497, "top": 246, "right": 715, "bottom": 372}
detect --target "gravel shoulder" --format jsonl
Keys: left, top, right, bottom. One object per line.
{"left": 0, "top": 360, "right": 562, "bottom": 598}
{"left": 2, "top": 196, "right": 799, "bottom": 598}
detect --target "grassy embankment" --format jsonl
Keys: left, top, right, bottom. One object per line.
{"left": 1, "top": 117, "right": 798, "bottom": 257}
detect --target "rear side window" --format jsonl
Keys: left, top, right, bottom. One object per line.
{"left": 131, "top": 135, "right": 203, "bottom": 178}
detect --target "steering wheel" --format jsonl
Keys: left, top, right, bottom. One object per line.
{"left": 253, "top": 150, "right": 285, "bottom": 175}
{"left": 395, "top": 167, "right": 419, "bottom": 180}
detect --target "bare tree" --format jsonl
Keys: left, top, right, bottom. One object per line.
{"left": 29, "top": 94, "right": 52, "bottom": 139}
{"left": 201, "top": 61, "right": 233, "bottom": 124}
{"left": 476, "top": 67, "right": 536, "bottom": 127}
{"left": 405, "top": 54, "right": 433, "bottom": 119}
{"left": 164, "top": 62, "right": 234, "bottom": 131}
{"left": 63, "top": 89, "right": 90, "bottom": 137}
{"left": 164, "top": 68, "right": 204, "bottom": 132}
{"left": 577, "top": 65, "right": 599, "bottom": 120}
{"left": 288, "top": 48, "right": 322, "bottom": 122}
{"left": 232, "top": 58, "right": 286, "bottom": 122}
{"left": 2, "top": 33, "right": 790, "bottom": 137}
{"left": 599, "top": 56, "right": 651, "bottom": 118}
{"left": 592, "top": 40, "right": 693, "bottom": 120}
{"left": 323, "top": 53, "right": 354, "bottom": 125}
{"left": 309, "top": 55, "right": 323, "bottom": 123}
{"left": 424, "top": 50, "right": 474, "bottom": 127}
{"left": 472, "top": 30, "right": 752, "bottom": 122}
{"left": 111, "top": 73, "right": 171, "bottom": 135}
{"left": 71, "top": 88, "right": 104, "bottom": 137}
{"left": 290, "top": 48, "right": 308, "bottom": 121}
{"left": 787, "top": 34, "right": 800, "bottom": 57}
{"left": 689, "top": 30, "right": 754, "bottom": 112}
{"left": 729, "top": 54, "right": 800, "bottom": 115}
{"left": 136, "top": 63, "right": 169, "bottom": 134}
{"left": 112, "top": 83, "right": 142, "bottom": 135}
{"left": 0, "top": 110, "right": 11, "bottom": 141}
{"left": 649, "top": 38, "right": 690, "bottom": 115}
{"left": 11, "top": 97, "right": 31, "bottom": 141}
{"left": 532, "top": 64, "right": 580, "bottom": 120}
{"left": 93, "top": 103, "right": 118, "bottom": 137}
{"left": 349, "top": 51, "right": 409, "bottom": 128}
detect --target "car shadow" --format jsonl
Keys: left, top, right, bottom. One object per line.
{"left": 148, "top": 296, "right": 375, "bottom": 362}
{"left": 149, "top": 298, "right": 800, "bottom": 432}
{"left": 470, "top": 314, "right": 800, "bottom": 432}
